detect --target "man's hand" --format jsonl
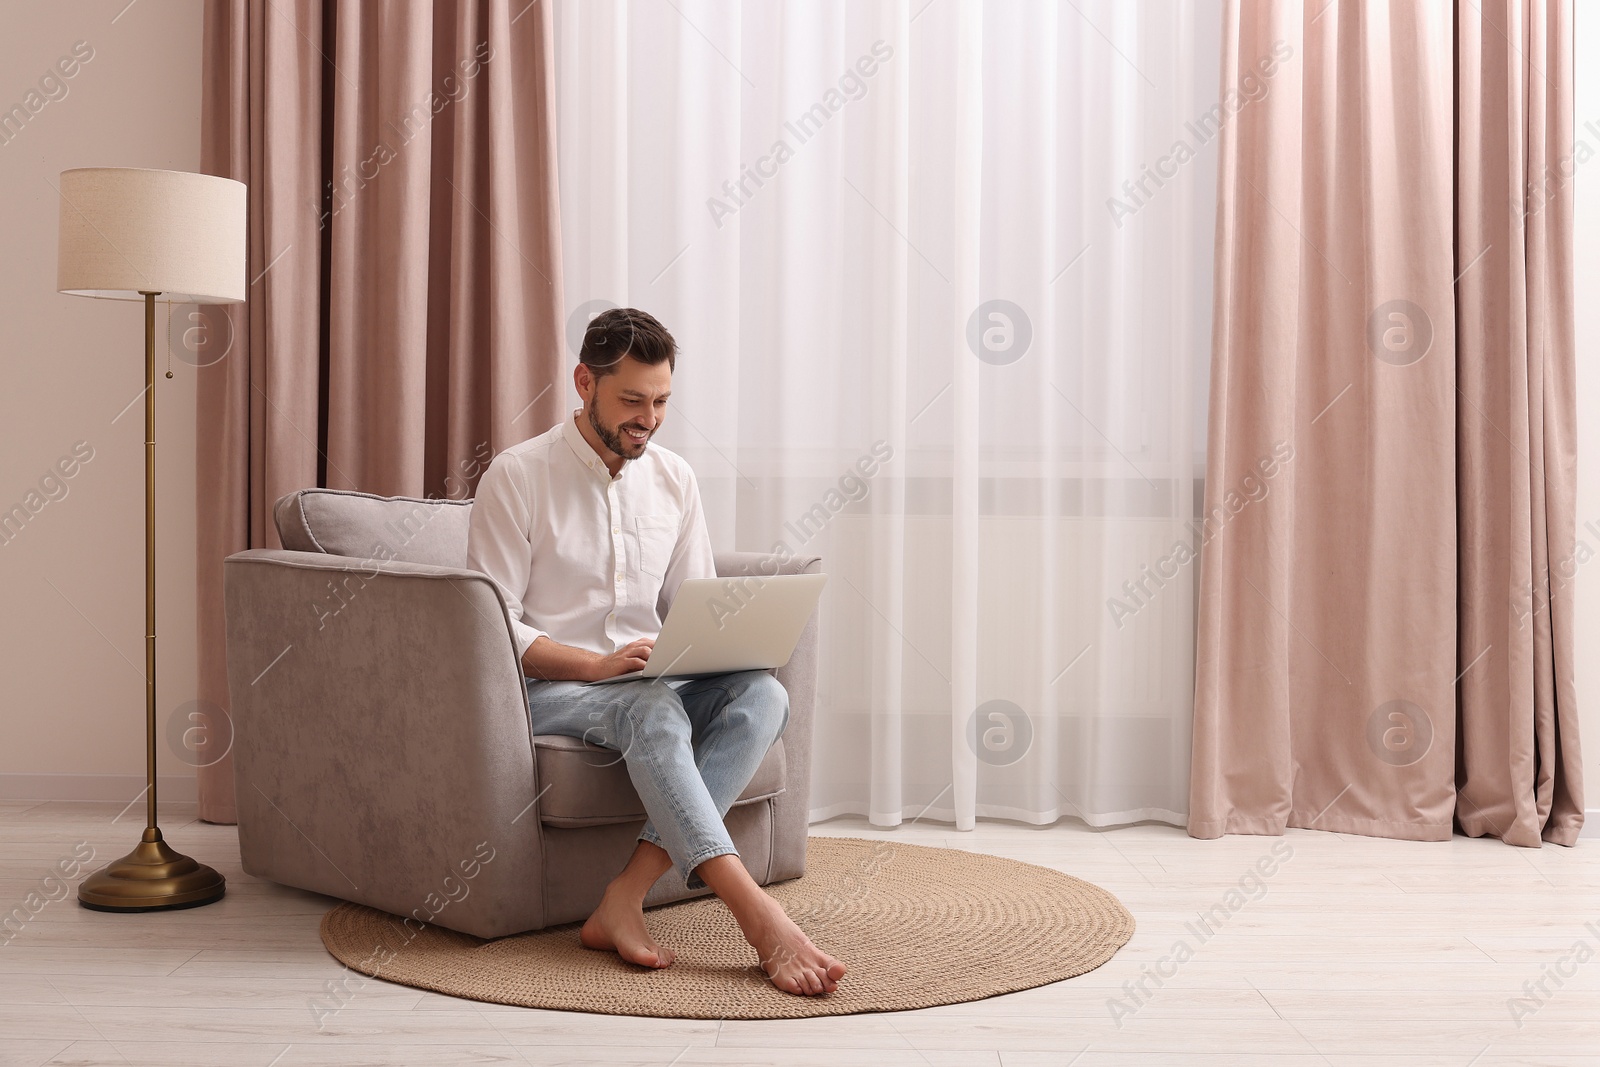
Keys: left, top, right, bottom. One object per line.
{"left": 521, "top": 635, "right": 655, "bottom": 682}
{"left": 588, "top": 638, "right": 655, "bottom": 681}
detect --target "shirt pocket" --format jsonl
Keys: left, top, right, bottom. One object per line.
{"left": 633, "top": 515, "right": 679, "bottom": 579}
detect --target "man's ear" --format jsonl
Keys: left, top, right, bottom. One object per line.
{"left": 574, "top": 361, "right": 594, "bottom": 403}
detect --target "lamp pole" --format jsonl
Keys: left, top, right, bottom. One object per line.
{"left": 77, "top": 290, "right": 226, "bottom": 912}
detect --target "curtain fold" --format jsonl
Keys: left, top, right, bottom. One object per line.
{"left": 1453, "top": 0, "right": 1581, "bottom": 846}
{"left": 194, "top": 0, "right": 565, "bottom": 823}
{"left": 553, "top": 0, "right": 1221, "bottom": 831}
{"left": 1190, "top": 0, "right": 1581, "bottom": 846}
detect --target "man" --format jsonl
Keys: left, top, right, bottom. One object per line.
{"left": 466, "top": 307, "right": 847, "bottom": 997}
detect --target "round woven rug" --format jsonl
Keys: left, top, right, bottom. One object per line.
{"left": 319, "top": 836, "right": 1135, "bottom": 1019}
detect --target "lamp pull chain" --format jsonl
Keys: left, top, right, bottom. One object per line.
{"left": 165, "top": 299, "right": 173, "bottom": 379}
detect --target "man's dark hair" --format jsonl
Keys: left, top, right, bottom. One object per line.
{"left": 579, "top": 307, "right": 677, "bottom": 378}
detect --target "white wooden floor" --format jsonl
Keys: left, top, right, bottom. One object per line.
{"left": 2, "top": 799, "right": 1597, "bottom": 1066}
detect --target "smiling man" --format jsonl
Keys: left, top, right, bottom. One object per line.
{"left": 465, "top": 307, "right": 847, "bottom": 996}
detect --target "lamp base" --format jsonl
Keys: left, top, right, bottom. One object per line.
{"left": 77, "top": 826, "right": 226, "bottom": 912}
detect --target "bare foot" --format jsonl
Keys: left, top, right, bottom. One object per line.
{"left": 579, "top": 889, "right": 676, "bottom": 969}
{"left": 738, "top": 896, "right": 847, "bottom": 995}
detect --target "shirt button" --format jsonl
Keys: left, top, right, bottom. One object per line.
{"left": 612, "top": 526, "right": 620, "bottom": 534}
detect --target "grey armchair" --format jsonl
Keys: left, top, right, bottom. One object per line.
{"left": 222, "top": 488, "right": 819, "bottom": 939}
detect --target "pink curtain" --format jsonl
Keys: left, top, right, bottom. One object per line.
{"left": 194, "top": 0, "right": 565, "bottom": 824}
{"left": 1190, "top": 0, "right": 1581, "bottom": 846}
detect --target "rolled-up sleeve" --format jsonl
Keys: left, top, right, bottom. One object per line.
{"left": 466, "top": 455, "right": 546, "bottom": 661}
{"left": 657, "top": 463, "right": 718, "bottom": 618}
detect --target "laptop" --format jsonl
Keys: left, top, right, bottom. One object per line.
{"left": 584, "top": 572, "right": 827, "bottom": 685}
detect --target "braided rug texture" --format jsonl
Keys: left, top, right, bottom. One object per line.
{"left": 319, "top": 835, "right": 1136, "bottom": 1019}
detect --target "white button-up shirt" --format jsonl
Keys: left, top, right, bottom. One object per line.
{"left": 466, "top": 408, "right": 717, "bottom": 661}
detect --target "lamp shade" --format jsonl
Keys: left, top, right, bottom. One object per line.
{"left": 57, "top": 167, "right": 246, "bottom": 304}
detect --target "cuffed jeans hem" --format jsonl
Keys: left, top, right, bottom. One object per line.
{"left": 680, "top": 843, "right": 739, "bottom": 891}
{"left": 637, "top": 826, "right": 737, "bottom": 890}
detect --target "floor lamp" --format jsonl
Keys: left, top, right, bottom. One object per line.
{"left": 56, "top": 167, "right": 245, "bottom": 912}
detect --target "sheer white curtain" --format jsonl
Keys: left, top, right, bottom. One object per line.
{"left": 552, "top": 0, "right": 1220, "bottom": 830}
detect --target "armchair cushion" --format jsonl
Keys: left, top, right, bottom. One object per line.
{"left": 534, "top": 735, "right": 787, "bottom": 828}
{"left": 274, "top": 487, "right": 471, "bottom": 568}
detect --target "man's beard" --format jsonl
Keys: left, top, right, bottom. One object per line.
{"left": 588, "top": 404, "right": 652, "bottom": 459}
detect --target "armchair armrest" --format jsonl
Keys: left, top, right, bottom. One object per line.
{"left": 712, "top": 550, "right": 821, "bottom": 881}
{"left": 223, "top": 548, "right": 546, "bottom": 936}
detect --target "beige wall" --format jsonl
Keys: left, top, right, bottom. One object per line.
{"left": 0, "top": 1, "right": 203, "bottom": 802}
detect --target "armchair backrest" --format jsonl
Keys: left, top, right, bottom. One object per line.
{"left": 273, "top": 488, "right": 472, "bottom": 568}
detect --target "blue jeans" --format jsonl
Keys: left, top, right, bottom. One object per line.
{"left": 522, "top": 669, "right": 790, "bottom": 891}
